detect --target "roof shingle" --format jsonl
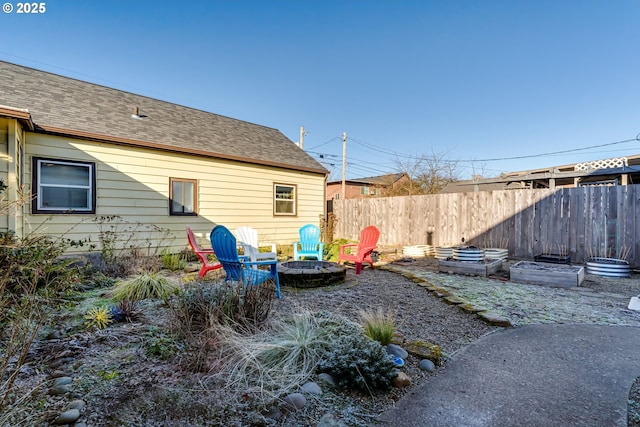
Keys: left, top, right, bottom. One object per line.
{"left": 0, "top": 61, "right": 328, "bottom": 174}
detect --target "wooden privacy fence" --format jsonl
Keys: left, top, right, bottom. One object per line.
{"left": 332, "top": 185, "right": 640, "bottom": 267}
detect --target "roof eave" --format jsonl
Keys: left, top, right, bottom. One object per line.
{"left": 0, "top": 105, "right": 35, "bottom": 130}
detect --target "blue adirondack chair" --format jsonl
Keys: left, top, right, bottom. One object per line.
{"left": 292, "top": 224, "right": 324, "bottom": 260}
{"left": 210, "top": 225, "right": 281, "bottom": 298}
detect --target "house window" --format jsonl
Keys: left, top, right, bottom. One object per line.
{"left": 360, "top": 186, "right": 370, "bottom": 195}
{"left": 374, "top": 187, "right": 381, "bottom": 196}
{"left": 333, "top": 193, "right": 340, "bottom": 200}
{"left": 274, "top": 183, "right": 296, "bottom": 215}
{"left": 170, "top": 178, "right": 197, "bottom": 215}
{"left": 32, "top": 157, "right": 96, "bottom": 214}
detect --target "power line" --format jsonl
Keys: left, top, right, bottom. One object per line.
{"left": 457, "top": 136, "right": 640, "bottom": 162}
{"left": 347, "top": 133, "right": 640, "bottom": 164}
{"left": 305, "top": 136, "right": 342, "bottom": 151}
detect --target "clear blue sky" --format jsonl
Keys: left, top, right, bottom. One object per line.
{"left": 1, "top": 0, "right": 639, "bottom": 180}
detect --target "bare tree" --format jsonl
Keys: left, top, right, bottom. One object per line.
{"left": 392, "top": 150, "right": 461, "bottom": 195}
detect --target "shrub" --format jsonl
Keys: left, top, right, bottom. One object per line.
{"left": 317, "top": 331, "right": 396, "bottom": 392}
{"left": 0, "top": 230, "right": 83, "bottom": 409}
{"left": 360, "top": 308, "right": 395, "bottom": 345}
{"left": 90, "top": 215, "right": 171, "bottom": 277}
{"left": 324, "top": 239, "right": 350, "bottom": 262}
{"left": 170, "top": 280, "right": 276, "bottom": 335}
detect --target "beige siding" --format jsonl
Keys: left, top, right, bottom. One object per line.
{"left": 0, "top": 118, "right": 8, "bottom": 231}
{"left": 24, "top": 134, "right": 326, "bottom": 253}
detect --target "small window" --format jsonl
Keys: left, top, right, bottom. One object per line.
{"left": 274, "top": 183, "right": 296, "bottom": 216}
{"left": 170, "top": 178, "right": 197, "bottom": 215}
{"left": 374, "top": 187, "right": 381, "bottom": 196}
{"left": 360, "top": 186, "right": 370, "bottom": 195}
{"left": 333, "top": 193, "right": 340, "bottom": 200}
{"left": 32, "top": 157, "right": 96, "bottom": 214}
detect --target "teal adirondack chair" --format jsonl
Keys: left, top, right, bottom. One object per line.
{"left": 210, "top": 225, "right": 281, "bottom": 298}
{"left": 292, "top": 224, "right": 324, "bottom": 260}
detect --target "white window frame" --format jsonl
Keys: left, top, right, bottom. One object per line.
{"left": 274, "top": 183, "right": 297, "bottom": 216}
{"left": 33, "top": 157, "right": 95, "bottom": 214}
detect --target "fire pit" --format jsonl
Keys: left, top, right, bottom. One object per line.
{"left": 278, "top": 260, "right": 347, "bottom": 288}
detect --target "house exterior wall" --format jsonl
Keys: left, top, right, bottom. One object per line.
{"left": 0, "top": 118, "right": 8, "bottom": 231}
{"left": 23, "top": 133, "right": 326, "bottom": 253}
{"left": 0, "top": 117, "right": 25, "bottom": 236}
{"left": 326, "top": 182, "right": 380, "bottom": 200}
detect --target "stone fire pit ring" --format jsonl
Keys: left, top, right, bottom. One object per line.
{"left": 278, "top": 260, "right": 347, "bottom": 288}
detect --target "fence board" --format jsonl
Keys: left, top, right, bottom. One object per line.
{"left": 332, "top": 185, "right": 640, "bottom": 267}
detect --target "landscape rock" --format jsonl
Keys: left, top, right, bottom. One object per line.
{"left": 419, "top": 359, "right": 436, "bottom": 372}
{"left": 386, "top": 343, "right": 408, "bottom": 359}
{"left": 49, "top": 384, "right": 72, "bottom": 396}
{"left": 403, "top": 339, "right": 442, "bottom": 365}
{"left": 300, "top": 381, "right": 322, "bottom": 395}
{"left": 53, "top": 408, "right": 80, "bottom": 425}
{"left": 477, "top": 311, "right": 513, "bottom": 327}
{"left": 393, "top": 372, "right": 411, "bottom": 387}
{"left": 67, "top": 399, "right": 86, "bottom": 410}
{"left": 282, "top": 393, "right": 306, "bottom": 411}
{"left": 317, "top": 372, "right": 336, "bottom": 387}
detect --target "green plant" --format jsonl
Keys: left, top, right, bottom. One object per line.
{"left": 162, "top": 249, "right": 187, "bottom": 271}
{"left": 317, "top": 330, "right": 397, "bottom": 393}
{"left": 360, "top": 308, "right": 395, "bottom": 346}
{"left": 143, "top": 327, "right": 182, "bottom": 360}
{"left": 110, "top": 272, "right": 180, "bottom": 302}
{"left": 325, "top": 239, "right": 350, "bottom": 262}
{"left": 84, "top": 306, "right": 113, "bottom": 330}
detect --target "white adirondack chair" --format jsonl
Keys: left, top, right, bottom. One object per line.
{"left": 235, "top": 226, "right": 277, "bottom": 267}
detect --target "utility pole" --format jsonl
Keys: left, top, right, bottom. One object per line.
{"left": 341, "top": 131, "right": 347, "bottom": 199}
{"left": 299, "top": 126, "right": 305, "bottom": 149}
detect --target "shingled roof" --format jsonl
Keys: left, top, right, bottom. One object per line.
{"left": 0, "top": 61, "right": 328, "bottom": 175}
{"left": 327, "top": 172, "right": 407, "bottom": 185}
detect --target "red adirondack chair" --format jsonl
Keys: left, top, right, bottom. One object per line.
{"left": 186, "top": 226, "right": 222, "bottom": 279}
{"left": 338, "top": 225, "right": 380, "bottom": 274}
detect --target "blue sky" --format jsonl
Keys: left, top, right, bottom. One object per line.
{"left": 1, "top": 0, "right": 639, "bottom": 180}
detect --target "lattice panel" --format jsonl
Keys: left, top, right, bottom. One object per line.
{"left": 575, "top": 157, "right": 627, "bottom": 171}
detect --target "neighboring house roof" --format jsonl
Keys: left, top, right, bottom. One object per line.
{"left": 441, "top": 155, "right": 640, "bottom": 193}
{"left": 327, "top": 173, "right": 407, "bottom": 186}
{"left": 0, "top": 61, "right": 328, "bottom": 175}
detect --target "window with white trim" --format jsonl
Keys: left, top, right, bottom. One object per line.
{"left": 32, "top": 158, "right": 95, "bottom": 214}
{"left": 274, "top": 183, "right": 296, "bottom": 215}
{"left": 170, "top": 178, "right": 197, "bottom": 215}
{"left": 360, "top": 186, "right": 370, "bottom": 195}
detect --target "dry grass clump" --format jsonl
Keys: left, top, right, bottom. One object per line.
{"left": 110, "top": 272, "right": 180, "bottom": 302}
{"left": 360, "top": 307, "right": 395, "bottom": 345}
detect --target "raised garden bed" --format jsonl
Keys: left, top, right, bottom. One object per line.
{"left": 510, "top": 261, "right": 584, "bottom": 288}
{"left": 585, "top": 257, "right": 630, "bottom": 278}
{"left": 438, "top": 259, "right": 502, "bottom": 277}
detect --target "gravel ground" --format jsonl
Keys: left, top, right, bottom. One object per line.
{"left": 6, "top": 257, "right": 639, "bottom": 426}
{"left": 271, "top": 266, "right": 499, "bottom": 426}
